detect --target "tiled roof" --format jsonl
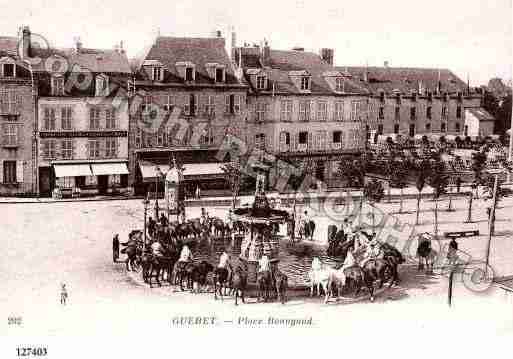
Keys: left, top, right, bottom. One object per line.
{"left": 466, "top": 107, "right": 495, "bottom": 121}
{"left": 336, "top": 66, "right": 468, "bottom": 95}
{"left": 0, "top": 36, "right": 19, "bottom": 57}
{"left": 139, "top": 36, "right": 241, "bottom": 85}
{"left": 241, "top": 47, "right": 369, "bottom": 95}
{"left": 31, "top": 47, "right": 131, "bottom": 74}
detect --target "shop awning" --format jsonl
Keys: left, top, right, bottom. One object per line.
{"left": 91, "top": 162, "right": 129, "bottom": 176}
{"left": 53, "top": 163, "right": 93, "bottom": 178}
{"left": 182, "top": 163, "right": 227, "bottom": 177}
{"left": 139, "top": 161, "right": 170, "bottom": 181}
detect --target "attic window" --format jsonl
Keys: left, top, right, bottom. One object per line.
{"left": 335, "top": 77, "right": 344, "bottom": 92}
{"left": 51, "top": 75, "right": 65, "bottom": 96}
{"left": 215, "top": 68, "right": 225, "bottom": 83}
{"left": 2, "top": 63, "right": 15, "bottom": 78}
{"left": 185, "top": 67, "right": 194, "bottom": 82}
{"left": 300, "top": 76, "right": 310, "bottom": 91}
{"left": 256, "top": 75, "right": 266, "bottom": 90}
{"left": 152, "top": 66, "right": 163, "bottom": 81}
{"left": 95, "top": 75, "right": 109, "bottom": 97}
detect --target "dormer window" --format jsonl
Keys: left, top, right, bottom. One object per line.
{"left": 185, "top": 67, "right": 194, "bottom": 82}
{"left": 2, "top": 63, "right": 15, "bottom": 77}
{"left": 335, "top": 77, "right": 344, "bottom": 92}
{"left": 215, "top": 68, "right": 225, "bottom": 83}
{"left": 256, "top": 75, "right": 266, "bottom": 90}
{"left": 51, "top": 75, "right": 65, "bottom": 96}
{"left": 152, "top": 66, "right": 163, "bottom": 81}
{"left": 301, "top": 76, "right": 310, "bottom": 91}
{"left": 95, "top": 74, "right": 109, "bottom": 97}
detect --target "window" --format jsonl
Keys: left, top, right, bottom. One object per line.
{"left": 0, "top": 90, "right": 19, "bottom": 114}
{"left": 163, "top": 95, "right": 174, "bottom": 112}
{"left": 412, "top": 93, "right": 417, "bottom": 102}
{"left": 317, "top": 101, "right": 328, "bottom": 121}
{"left": 2, "top": 63, "right": 15, "bottom": 77}
{"left": 215, "top": 68, "right": 224, "bottom": 83}
{"left": 95, "top": 75, "right": 109, "bottom": 96}
{"left": 426, "top": 123, "right": 431, "bottom": 131}
{"left": 135, "top": 129, "right": 142, "bottom": 148}
{"left": 427, "top": 106, "right": 432, "bottom": 119}
{"left": 88, "top": 140, "right": 100, "bottom": 158}
{"left": 3, "top": 161, "right": 16, "bottom": 183}
{"left": 279, "top": 131, "right": 290, "bottom": 152}
{"left": 51, "top": 76, "right": 65, "bottom": 96}
{"left": 3, "top": 123, "right": 18, "bottom": 146}
{"left": 256, "top": 102, "right": 267, "bottom": 122}
{"left": 394, "top": 106, "right": 400, "bottom": 120}
{"left": 409, "top": 124, "right": 415, "bottom": 137}
{"left": 298, "top": 131, "right": 308, "bottom": 144}
{"left": 105, "top": 138, "right": 117, "bottom": 158}
{"left": 299, "top": 101, "right": 310, "bottom": 121}
{"left": 334, "top": 101, "right": 344, "bottom": 121}
{"left": 41, "top": 139, "right": 56, "bottom": 159}
{"left": 61, "top": 107, "right": 72, "bottom": 130}
{"left": 456, "top": 106, "right": 462, "bottom": 119}
{"left": 105, "top": 108, "right": 116, "bottom": 129}
{"left": 255, "top": 133, "right": 265, "bottom": 149}
{"left": 379, "top": 91, "right": 385, "bottom": 103}
{"left": 350, "top": 100, "right": 366, "bottom": 122}
{"left": 410, "top": 107, "right": 416, "bottom": 120}
{"left": 333, "top": 131, "right": 342, "bottom": 143}
{"left": 441, "top": 122, "right": 446, "bottom": 132}
{"left": 300, "top": 76, "right": 310, "bottom": 91}
{"left": 455, "top": 122, "right": 461, "bottom": 132}
{"left": 377, "top": 124, "right": 383, "bottom": 135}
{"left": 204, "top": 95, "right": 215, "bottom": 116}
{"left": 379, "top": 107, "right": 385, "bottom": 120}
{"left": 61, "top": 140, "right": 73, "bottom": 159}
{"left": 152, "top": 66, "right": 163, "bottom": 81}
{"left": 441, "top": 106, "right": 448, "bottom": 120}
{"left": 233, "top": 94, "right": 241, "bottom": 114}
{"left": 395, "top": 93, "right": 401, "bottom": 104}
{"left": 394, "top": 124, "right": 400, "bottom": 134}
{"left": 280, "top": 100, "right": 293, "bottom": 121}
{"left": 335, "top": 77, "right": 344, "bottom": 92}
{"left": 256, "top": 76, "right": 266, "bottom": 90}
{"left": 200, "top": 126, "right": 214, "bottom": 145}
{"left": 43, "top": 108, "right": 56, "bottom": 130}
{"left": 185, "top": 67, "right": 194, "bottom": 82}
{"left": 184, "top": 94, "right": 198, "bottom": 116}
{"left": 89, "top": 108, "right": 101, "bottom": 129}
{"left": 427, "top": 92, "right": 433, "bottom": 102}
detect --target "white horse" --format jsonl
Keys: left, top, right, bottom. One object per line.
{"left": 308, "top": 257, "right": 333, "bottom": 303}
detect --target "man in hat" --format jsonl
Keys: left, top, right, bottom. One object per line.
{"left": 360, "top": 239, "right": 383, "bottom": 268}
{"left": 218, "top": 249, "right": 233, "bottom": 281}
{"left": 159, "top": 213, "right": 168, "bottom": 227}
{"left": 148, "top": 216, "right": 156, "bottom": 239}
{"left": 112, "top": 233, "right": 120, "bottom": 263}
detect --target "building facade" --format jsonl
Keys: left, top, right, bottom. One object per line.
{"left": 130, "top": 35, "right": 247, "bottom": 196}
{"left": 0, "top": 30, "right": 37, "bottom": 195}
{"left": 32, "top": 33, "right": 131, "bottom": 196}
{"left": 340, "top": 66, "right": 484, "bottom": 140}
{"left": 234, "top": 45, "right": 368, "bottom": 188}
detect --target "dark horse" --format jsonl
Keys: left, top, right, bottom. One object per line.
{"left": 359, "top": 259, "right": 395, "bottom": 302}
{"left": 274, "top": 270, "right": 288, "bottom": 304}
{"left": 231, "top": 266, "right": 248, "bottom": 306}
{"left": 416, "top": 234, "right": 436, "bottom": 274}
{"left": 213, "top": 266, "right": 232, "bottom": 300}
{"left": 143, "top": 243, "right": 178, "bottom": 287}
{"left": 189, "top": 261, "right": 214, "bottom": 293}
{"left": 173, "top": 261, "right": 195, "bottom": 291}
{"left": 301, "top": 220, "right": 316, "bottom": 241}
{"left": 257, "top": 269, "right": 274, "bottom": 302}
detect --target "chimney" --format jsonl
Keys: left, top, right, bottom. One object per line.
{"left": 261, "top": 40, "right": 270, "bottom": 66}
{"left": 120, "top": 40, "right": 125, "bottom": 54}
{"left": 384, "top": 61, "right": 389, "bottom": 68}
{"left": 74, "top": 36, "right": 83, "bottom": 52}
{"left": 21, "top": 26, "right": 31, "bottom": 59}
{"left": 320, "top": 48, "right": 334, "bottom": 66}
{"left": 216, "top": 30, "right": 222, "bottom": 38}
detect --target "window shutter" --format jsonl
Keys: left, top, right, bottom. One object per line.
{"left": 0, "top": 160, "right": 3, "bottom": 183}
{"left": 194, "top": 94, "right": 199, "bottom": 115}
{"left": 0, "top": 123, "right": 6, "bottom": 146}
{"left": 279, "top": 131, "right": 285, "bottom": 151}
{"left": 292, "top": 132, "right": 298, "bottom": 151}
{"left": 309, "top": 101, "right": 315, "bottom": 121}
{"left": 0, "top": 91, "right": 5, "bottom": 113}
{"left": 308, "top": 131, "right": 313, "bottom": 150}
{"left": 17, "top": 124, "right": 22, "bottom": 146}
{"left": 16, "top": 161, "right": 23, "bottom": 183}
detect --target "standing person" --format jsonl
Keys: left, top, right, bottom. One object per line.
{"left": 218, "top": 250, "right": 233, "bottom": 280}
{"left": 148, "top": 216, "right": 156, "bottom": 239}
{"left": 160, "top": 213, "right": 168, "bottom": 227}
{"left": 447, "top": 237, "right": 459, "bottom": 265}
{"left": 112, "top": 233, "right": 120, "bottom": 263}
{"left": 60, "top": 283, "right": 68, "bottom": 305}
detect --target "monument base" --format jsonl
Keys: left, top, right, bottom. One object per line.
{"left": 239, "top": 257, "right": 279, "bottom": 283}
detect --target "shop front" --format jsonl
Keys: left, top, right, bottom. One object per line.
{"left": 49, "top": 160, "right": 129, "bottom": 197}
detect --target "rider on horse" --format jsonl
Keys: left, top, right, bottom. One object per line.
{"left": 258, "top": 255, "right": 271, "bottom": 274}
{"left": 179, "top": 244, "right": 193, "bottom": 263}
{"left": 360, "top": 239, "right": 383, "bottom": 268}
{"left": 150, "top": 239, "right": 165, "bottom": 258}
{"left": 200, "top": 208, "right": 209, "bottom": 227}
{"left": 217, "top": 250, "right": 233, "bottom": 279}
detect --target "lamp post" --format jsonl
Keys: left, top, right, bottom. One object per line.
{"left": 508, "top": 126, "right": 512, "bottom": 183}
{"left": 154, "top": 166, "right": 163, "bottom": 219}
{"left": 143, "top": 194, "right": 150, "bottom": 252}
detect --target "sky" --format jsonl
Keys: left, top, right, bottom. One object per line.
{"left": 1, "top": 0, "right": 511, "bottom": 86}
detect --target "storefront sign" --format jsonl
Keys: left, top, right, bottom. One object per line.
{"left": 40, "top": 131, "right": 128, "bottom": 138}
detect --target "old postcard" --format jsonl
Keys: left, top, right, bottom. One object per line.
{"left": 1, "top": 0, "right": 512, "bottom": 358}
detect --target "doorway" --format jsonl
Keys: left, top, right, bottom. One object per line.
{"left": 98, "top": 175, "right": 109, "bottom": 194}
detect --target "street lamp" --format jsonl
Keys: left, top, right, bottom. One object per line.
{"left": 143, "top": 194, "right": 150, "bottom": 252}
{"left": 155, "top": 166, "right": 163, "bottom": 219}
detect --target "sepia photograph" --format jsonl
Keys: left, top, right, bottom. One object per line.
{"left": 0, "top": 0, "right": 512, "bottom": 358}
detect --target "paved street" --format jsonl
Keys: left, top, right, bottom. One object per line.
{"left": 1, "top": 195, "right": 513, "bottom": 338}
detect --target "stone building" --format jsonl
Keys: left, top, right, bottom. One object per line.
{"left": 338, "top": 66, "right": 484, "bottom": 140}
{"left": 129, "top": 35, "right": 247, "bottom": 196}
{"left": 0, "top": 28, "right": 37, "bottom": 195}
{"left": 32, "top": 33, "right": 131, "bottom": 196}
{"left": 233, "top": 44, "right": 368, "bottom": 188}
